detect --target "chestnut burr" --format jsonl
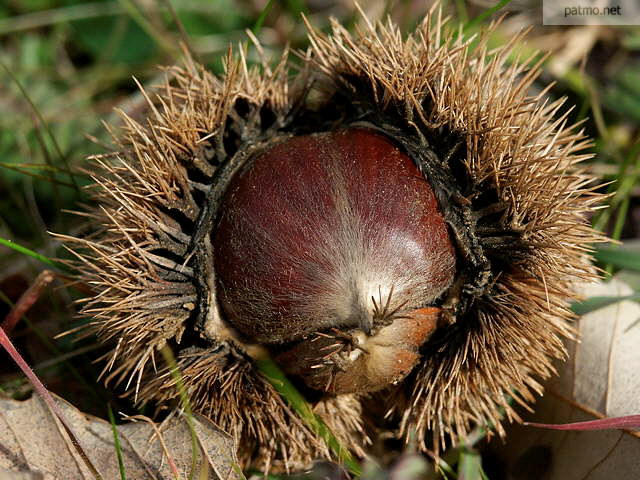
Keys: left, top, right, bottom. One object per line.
{"left": 64, "top": 9, "right": 606, "bottom": 472}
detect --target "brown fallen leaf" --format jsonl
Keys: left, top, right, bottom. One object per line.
{"left": 0, "top": 393, "right": 238, "bottom": 480}
{"left": 0, "top": 468, "right": 44, "bottom": 480}
{"left": 490, "top": 277, "right": 640, "bottom": 480}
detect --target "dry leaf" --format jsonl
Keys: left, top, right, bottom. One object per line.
{"left": 491, "top": 277, "right": 640, "bottom": 479}
{"left": 0, "top": 393, "right": 238, "bottom": 480}
{"left": 0, "top": 468, "right": 44, "bottom": 480}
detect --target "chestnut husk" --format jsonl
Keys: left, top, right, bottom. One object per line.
{"left": 61, "top": 11, "right": 606, "bottom": 472}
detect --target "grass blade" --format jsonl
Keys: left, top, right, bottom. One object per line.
{"left": 593, "top": 246, "right": 640, "bottom": 272}
{"left": 0, "top": 59, "right": 79, "bottom": 190}
{"left": 464, "top": 0, "right": 513, "bottom": 32}
{"left": 571, "top": 293, "right": 640, "bottom": 315}
{"left": 457, "top": 449, "right": 484, "bottom": 480}
{"left": 108, "top": 404, "right": 128, "bottom": 480}
{"left": 0, "top": 236, "right": 61, "bottom": 268}
{"left": 252, "top": 0, "right": 275, "bottom": 34}
{"left": 116, "top": 0, "right": 177, "bottom": 57}
{"left": 0, "top": 160, "right": 77, "bottom": 189}
{"left": 255, "top": 356, "right": 362, "bottom": 476}
{"left": 160, "top": 345, "right": 199, "bottom": 480}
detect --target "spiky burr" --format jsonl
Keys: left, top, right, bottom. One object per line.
{"left": 61, "top": 9, "right": 606, "bottom": 472}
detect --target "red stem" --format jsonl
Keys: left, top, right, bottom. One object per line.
{"left": 1, "top": 270, "right": 55, "bottom": 335}
{"left": 525, "top": 416, "right": 640, "bottom": 431}
{"left": 1, "top": 312, "right": 103, "bottom": 479}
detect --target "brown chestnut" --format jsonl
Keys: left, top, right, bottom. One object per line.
{"left": 214, "top": 128, "right": 456, "bottom": 393}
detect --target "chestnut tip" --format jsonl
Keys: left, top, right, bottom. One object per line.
{"left": 273, "top": 307, "right": 442, "bottom": 394}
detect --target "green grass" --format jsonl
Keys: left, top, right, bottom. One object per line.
{"left": 160, "top": 345, "right": 200, "bottom": 480}
{"left": 255, "top": 356, "right": 362, "bottom": 476}
{"left": 108, "top": 404, "right": 128, "bottom": 480}
{"left": 0, "top": 236, "right": 60, "bottom": 268}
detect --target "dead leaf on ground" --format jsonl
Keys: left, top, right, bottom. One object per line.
{"left": 491, "top": 277, "right": 640, "bottom": 480}
{"left": 0, "top": 393, "right": 238, "bottom": 480}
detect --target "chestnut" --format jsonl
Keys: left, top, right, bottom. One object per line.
{"left": 214, "top": 129, "right": 456, "bottom": 393}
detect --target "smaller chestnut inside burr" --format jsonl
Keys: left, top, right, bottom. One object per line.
{"left": 214, "top": 129, "right": 456, "bottom": 393}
